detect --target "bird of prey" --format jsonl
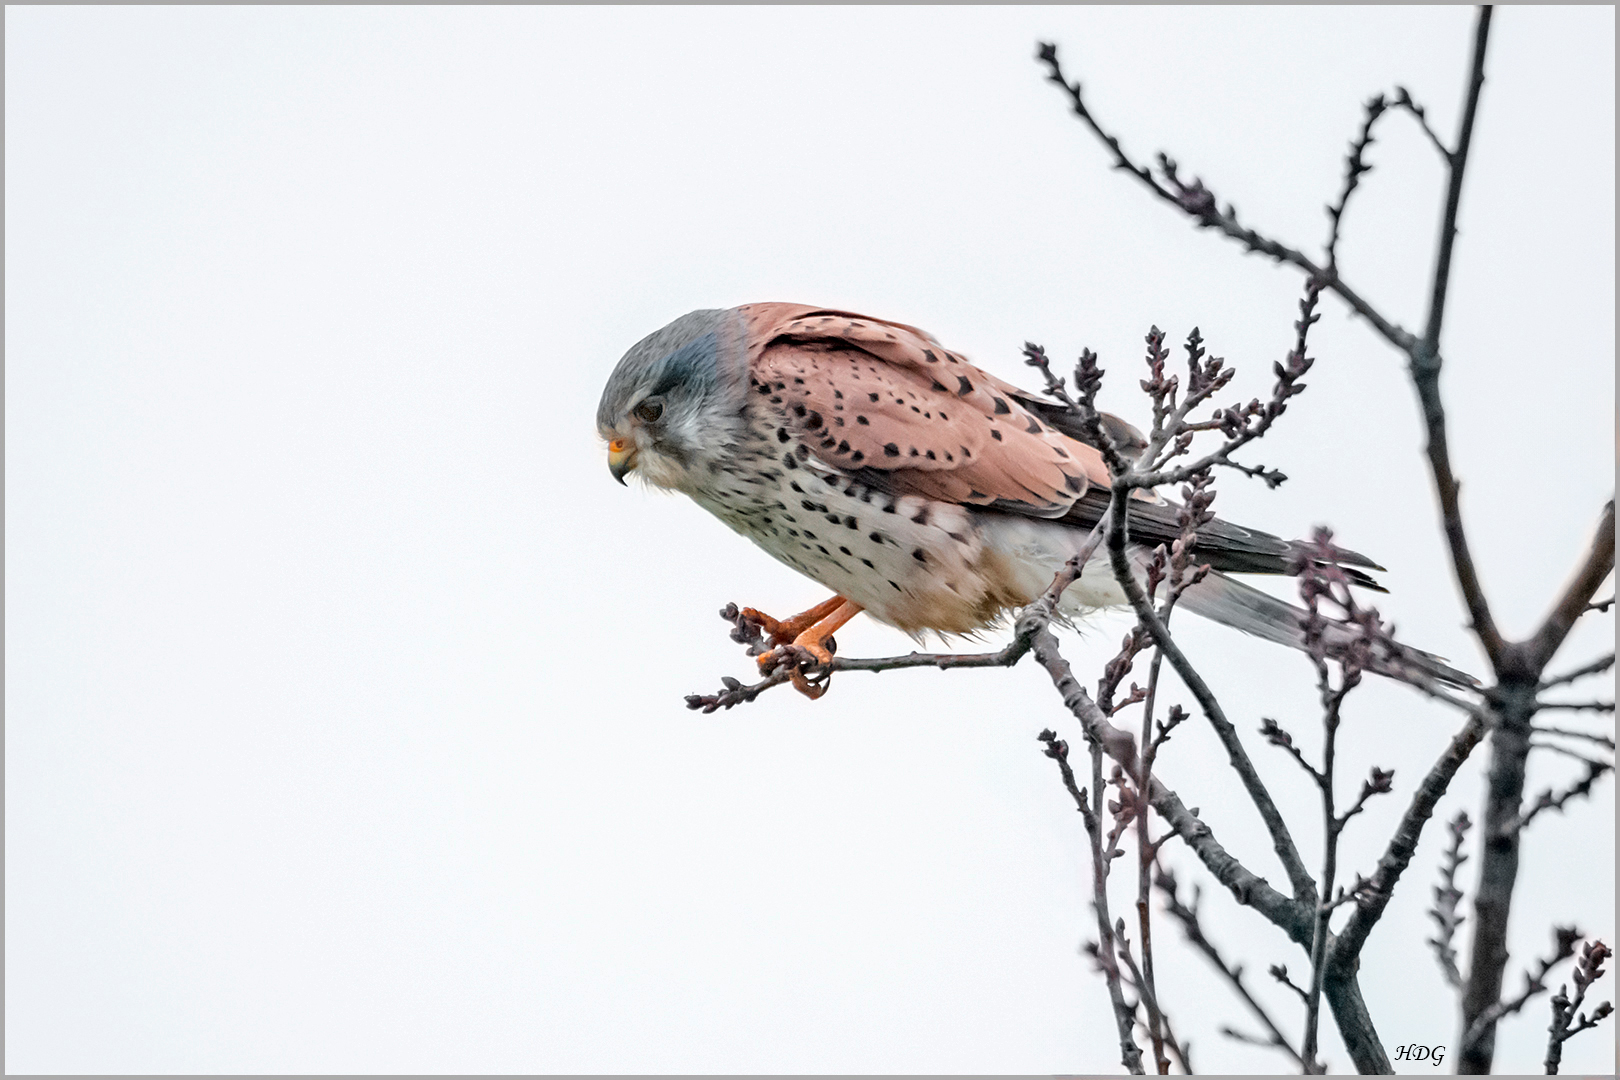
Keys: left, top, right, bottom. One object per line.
{"left": 597, "top": 303, "right": 1469, "bottom": 695}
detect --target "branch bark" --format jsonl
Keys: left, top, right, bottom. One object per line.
{"left": 1409, "top": 6, "right": 1502, "bottom": 671}
{"left": 1458, "top": 683, "right": 1536, "bottom": 1073}
{"left": 1526, "top": 501, "right": 1617, "bottom": 670}
{"left": 1331, "top": 712, "right": 1487, "bottom": 964}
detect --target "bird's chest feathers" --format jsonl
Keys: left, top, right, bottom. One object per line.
{"left": 686, "top": 428, "right": 1027, "bottom": 634}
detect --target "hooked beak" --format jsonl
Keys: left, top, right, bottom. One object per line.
{"left": 607, "top": 438, "right": 636, "bottom": 485}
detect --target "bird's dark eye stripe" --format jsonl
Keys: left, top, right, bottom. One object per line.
{"left": 634, "top": 400, "right": 664, "bottom": 422}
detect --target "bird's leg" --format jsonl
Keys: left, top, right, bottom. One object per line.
{"left": 781, "top": 600, "right": 864, "bottom": 701}
{"left": 742, "top": 598, "right": 865, "bottom": 700}
{"left": 741, "top": 595, "right": 847, "bottom": 649}
{"left": 788, "top": 600, "right": 863, "bottom": 665}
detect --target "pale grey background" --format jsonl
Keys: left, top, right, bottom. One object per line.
{"left": 7, "top": 6, "right": 1614, "bottom": 1074}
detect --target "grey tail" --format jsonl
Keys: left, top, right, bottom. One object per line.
{"left": 1176, "top": 571, "right": 1479, "bottom": 691}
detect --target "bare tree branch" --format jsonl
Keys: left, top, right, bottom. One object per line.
{"left": 1120, "top": 293, "right": 1322, "bottom": 491}
{"left": 1330, "top": 710, "right": 1487, "bottom": 964}
{"left": 1258, "top": 716, "right": 1322, "bottom": 784}
{"left": 1041, "top": 11, "right": 1521, "bottom": 678}
{"left": 1324, "top": 94, "right": 1389, "bottom": 271}
{"left": 1427, "top": 811, "right": 1472, "bottom": 991}
{"left": 1154, "top": 1012, "right": 1194, "bottom": 1076}
{"left": 1513, "top": 759, "right": 1614, "bottom": 834}
{"left": 1268, "top": 962, "right": 1310, "bottom": 1005}
{"left": 1299, "top": 584, "right": 1367, "bottom": 1074}
{"left": 1100, "top": 481, "right": 1318, "bottom": 905}
{"left": 1525, "top": 500, "right": 1617, "bottom": 671}
{"left": 1028, "top": 623, "right": 1313, "bottom": 944}
{"left": 1462, "top": 925, "right": 1582, "bottom": 1047}
{"left": 1157, "top": 867, "right": 1307, "bottom": 1071}
{"left": 1540, "top": 652, "right": 1615, "bottom": 691}
{"left": 1135, "top": 598, "right": 1181, "bottom": 1072}
{"left": 1531, "top": 725, "right": 1615, "bottom": 751}
{"left": 1407, "top": 7, "right": 1503, "bottom": 672}
{"left": 685, "top": 603, "right": 1039, "bottom": 713}
{"left": 1391, "top": 86, "right": 1453, "bottom": 160}
{"left": 1460, "top": 682, "right": 1542, "bottom": 1074}
{"left": 1042, "top": 728, "right": 1145, "bottom": 1073}
{"left": 1028, "top": 10, "right": 1610, "bottom": 1074}
{"left": 1526, "top": 740, "right": 1612, "bottom": 770}
{"left": 1536, "top": 700, "right": 1616, "bottom": 715}
{"left": 1419, "top": 5, "right": 1492, "bottom": 362}
{"left": 1112, "top": 918, "right": 1173, "bottom": 1075}
{"left": 1035, "top": 43, "right": 1418, "bottom": 355}
{"left": 1545, "top": 940, "right": 1614, "bottom": 1074}
{"left": 1337, "top": 766, "right": 1396, "bottom": 830}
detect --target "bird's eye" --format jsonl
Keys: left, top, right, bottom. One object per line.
{"left": 634, "top": 399, "right": 664, "bottom": 423}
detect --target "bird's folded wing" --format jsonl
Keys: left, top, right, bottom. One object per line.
{"left": 741, "top": 305, "right": 1108, "bottom": 518}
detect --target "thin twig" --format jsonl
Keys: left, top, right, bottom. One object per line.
{"left": 1539, "top": 652, "right": 1615, "bottom": 691}
{"left": 1324, "top": 94, "right": 1389, "bottom": 270}
{"left": 1101, "top": 481, "right": 1318, "bottom": 905}
{"left": 1301, "top": 626, "right": 1359, "bottom": 1073}
{"left": 1037, "top": 728, "right": 1144, "bottom": 1075}
{"left": 1132, "top": 502, "right": 1203, "bottom": 1075}
{"left": 1512, "top": 759, "right": 1613, "bottom": 833}
{"left": 1409, "top": 6, "right": 1503, "bottom": 671}
{"left": 1545, "top": 940, "right": 1614, "bottom": 1074}
{"left": 1035, "top": 42, "right": 1418, "bottom": 353}
{"left": 1156, "top": 1013, "right": 1194, "bottom": 1076}
{"left": 1427, "top": 810, "right": 1471, "bottom": 991}
{"left": 1157, "top": 868, "right": 1307, "bottom": 1070}
{"left": 1268, "top": 963, "right": 1311, "bottom": 1005}
{"left": 1124, "top": 292, "right": 1322, "bottom": 490}
{"left": 1530, "top": 725, "right": 1616, "bottom": 751}
{"left": 1461, "top": 926, "right": 1581, "bottom": 1047}
{"left": 1259, "top": 717, "right": 1323, "bottom": 784}
{"left": 1097, "top": 748, "right": 1146, "bottom": 1072}
{"left": 1113, "top": 919, "right": 1173, "bottom": 1075}
{"left": 685, "top": 605, "right": 1037, "bottom": 712}
{"left": 1329, "top": 710, "right": 1486, "bottom": 966}
{"left": 1028, "top": 625, "right": 1312, "bottom": 943}
{"left": 1391, "top": 86, "right": 1453, "bottom": 160}
{"left": 1336, "top": 766, "right": 1395, "bottom": 830}
{"left": 1525, "top": 500, "right": 1616, "bottom": 670}
{"left": 1526, "top": 741, "right": 1613, "bottom": 771}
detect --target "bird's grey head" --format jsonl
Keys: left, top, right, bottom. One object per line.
{"left": 597, "top": 308, "right": 751, "bottom": 492}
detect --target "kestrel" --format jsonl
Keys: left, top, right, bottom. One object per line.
{"left": 597, "top": 303, "right": 1469, "bottom": 694}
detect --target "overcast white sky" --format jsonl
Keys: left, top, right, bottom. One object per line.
{"left": 7, "top": 6, "right": 1614, "bottom": 1074}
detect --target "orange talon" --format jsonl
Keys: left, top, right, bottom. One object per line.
{"left": 737, "top": 596, "right": 864, "bottom": 698}
{"left": 790, "top": 667, "right": 831, "bottom": 699}
{"left": 780, "top": 600, "right": 863, "bottom": 698}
